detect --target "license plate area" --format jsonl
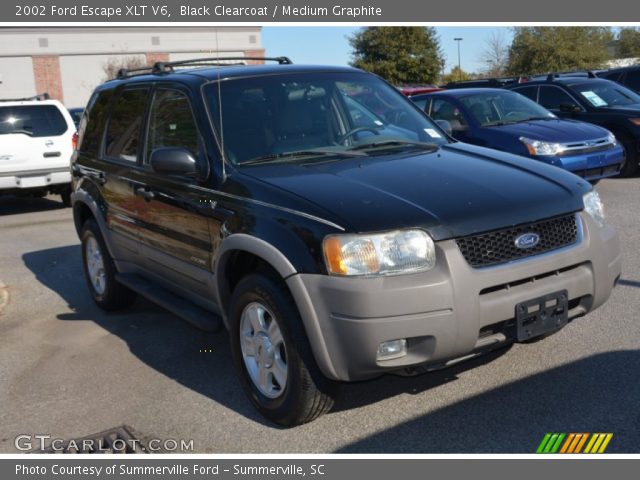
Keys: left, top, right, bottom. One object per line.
{"left": 516, "top": 290, "right": 569, "bottom": 342}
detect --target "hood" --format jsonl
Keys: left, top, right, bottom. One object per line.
{"left": 488, "top": 119, "right": 610, "bottom": 143}
{"left": 238, "top": 143, "right": 590, "bottom": 240}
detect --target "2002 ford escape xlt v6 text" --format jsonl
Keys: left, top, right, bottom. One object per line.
{"left": 71, "top": 57, "right": 622, "bottom": 426}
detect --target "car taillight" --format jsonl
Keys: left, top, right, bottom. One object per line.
{"left": 72, "top": 132, "right": 78, "bottom": 150}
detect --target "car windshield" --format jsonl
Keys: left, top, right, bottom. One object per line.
{"left": 459, "top": 91, "right": 556, "bottom": 126}
{"left": 203, "top": 71, "right": 448, "bottom": 166}
{"left": 0, "top": 105, "right": 68, "bottom": 137}
{"left": 570, "top": 81, "right": 640, "bottom": 108}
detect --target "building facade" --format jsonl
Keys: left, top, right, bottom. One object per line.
{"left": 0, "top": 27, "right": 264, "bottom": 107}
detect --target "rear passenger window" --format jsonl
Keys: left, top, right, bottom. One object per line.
{"left": 146, "top": 89, "right": 200, "bottom": 161}
{"left": 412, "top": 98, "right": 429, "bottom": 112}
{"left": 78, "top": 90, "right": 112, "bottom": 155}
{"left": 512, "top": 86, "right": 537, "bottom": 102}
{"left": 601, "top": 71, "right": 623, "bottom": 83}
{"left": 538, "top": 86, "right": 575, "bottom": 110}
{"left": 104, "top": 88, "right": 149, "bottom": 162}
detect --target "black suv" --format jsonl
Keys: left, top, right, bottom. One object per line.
{"left": 72, "top": 57, "right": 621, "bottom": 426}
{"left": 509, "top": 75, "right": 640, "bottom": 176}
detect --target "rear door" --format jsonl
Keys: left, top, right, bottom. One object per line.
{"left": 99, "top": 86, "right": 151, "bottom": 261}
{"left": 134, "top": 86, "right": 216, "bottom": 302}
{"left": 0, "top": 104, "right": 73, "bottom": 182}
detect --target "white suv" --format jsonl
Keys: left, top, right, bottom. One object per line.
{"left": 0, "top": 95, "right": 76, "bottom": 206}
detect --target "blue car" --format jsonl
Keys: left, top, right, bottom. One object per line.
{"left": 410, "top": 88, "right": 625, "bottom": 182}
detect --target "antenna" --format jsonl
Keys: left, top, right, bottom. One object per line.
{"left": 215, "top": 28, "right": 225, "bottom": 178}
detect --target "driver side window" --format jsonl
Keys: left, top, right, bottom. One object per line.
{"left": 431, "top": 98, "right": 467, "bottom": 131}
{"left": 146, "top": 89, "right": 200, "bottom": 165}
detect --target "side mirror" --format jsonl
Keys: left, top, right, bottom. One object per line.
{"left": 559, "top": 103, "right": 581, "bottom": 113}
{"left": 434, "top": 119, "right": 453, "bottom": 136}
{"left": 150, "top": 147, "right": 197, "bottom": 176}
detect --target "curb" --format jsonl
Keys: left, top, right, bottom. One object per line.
{"left": 0, "top": 281, "right": 8, "bottom": 314}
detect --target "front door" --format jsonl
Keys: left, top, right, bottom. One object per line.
{"left": 134, "top": 87, "right": 216, "bottom": 302}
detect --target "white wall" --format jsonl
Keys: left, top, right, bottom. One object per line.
{"left": 0, "top": 57, "right": 36, "bottom": 99}
{"left": 60, "top": 54, "right": 146, "bottom": 108}
{"left": 0, "top": 27, "right": 262, "bottom": 57}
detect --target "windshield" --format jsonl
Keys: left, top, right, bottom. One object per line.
{"left": 459, "top": 91, "right": 556, "bottom": 126}
{"left": 0, "top": 105, "right": 68, "bottom": 137}
{"left": 203, "top": 71, "right": 448, "bottom": 166}
{"left": 570, "top": 81, "right": 640, "bottom": 108}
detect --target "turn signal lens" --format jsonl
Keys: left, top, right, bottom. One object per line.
{"left": 629, "top": 118, "right": 640, "bottom": 126}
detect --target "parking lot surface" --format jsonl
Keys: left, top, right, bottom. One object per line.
{"left": 0, "top": 178, "right": 639, "bottom": 453}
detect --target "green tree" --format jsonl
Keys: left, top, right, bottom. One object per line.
{"left": 443, "top": 66, "right": 474, "bottom": 84}
{"left": 349, "top": 27, "right": 443, "bottom": 85}
{"left": 617, "top": 27, "right": 640, "bottom": 58}
{"left": 507, "top": 27, "right": 614, "bottom": 75}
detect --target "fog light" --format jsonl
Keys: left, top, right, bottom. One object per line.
{"left": 377, "top": 339, "right": 407, "bottom": 361}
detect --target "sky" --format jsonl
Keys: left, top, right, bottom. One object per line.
{"left": 262, "top": 27, "right": 515, "bottom": 74}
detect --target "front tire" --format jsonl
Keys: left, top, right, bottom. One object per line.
{"left": 81, "top": 219, "right": 136, "bottom": 311}
{"left": 229, "top": 273, "right": 336, "bottom": 427}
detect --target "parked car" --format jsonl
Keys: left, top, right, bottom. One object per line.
{"left": 509, "top": 75, "right": 640, "bottom": 176}
{"left": 410, "top": 88, "right": 624, "bottom": 183}
{"left": 598, "top": 65, "right": 640, "bottom": 94}
{"left": 71, "top": 58, "right": 621, "bottom": 426}
{"left": 0, "top": 94, "right": 76, "bottom": 205}
{"left": 68, "top": 107, "right": 84, "bottom": 128}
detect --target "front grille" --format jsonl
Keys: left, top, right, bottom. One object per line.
{"left": 456, "top": 214, "right": 579, "bottom": 268}
{"left": 558, "top": 137, "right": 615, "bottom": 156}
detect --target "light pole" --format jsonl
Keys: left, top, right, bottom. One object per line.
{"left": 454, "top": 37, "right": 463, "bottom": 81}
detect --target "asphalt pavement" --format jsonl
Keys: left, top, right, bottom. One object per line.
{"left": 0, "top": 178, "right": 638, "bottom": 453}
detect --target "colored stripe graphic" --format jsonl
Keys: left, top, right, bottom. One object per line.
{"left": 538, "top": 433, "right": 613, "bottom": 454}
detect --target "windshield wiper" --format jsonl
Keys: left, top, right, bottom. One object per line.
{"left": 8, "top": 129, "right": 34, "bottom": 136}
{"left": 521, "top": 116, "right": 556, "bottom": 122}
{"left": 488, "top": 116, "right": 555, "bottom": 126}
{"left": 240, "top": 149, "right": 367, "bottom": 166}
{"left": 348, "top": 139, "right": 440, "bottom": 152}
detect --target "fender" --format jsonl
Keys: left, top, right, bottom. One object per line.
{"left": 213, "top": 233, "right": 339, "bottom": 379}
{"left": 71, "top": 187, "right": 115, "bottom": 256}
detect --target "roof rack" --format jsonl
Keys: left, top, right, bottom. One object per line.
{"left": 0, "top": 93, "right": 50, "bottom": 102}
{"left": 545, "top": 70, "right": 598, "bottom": 82}
{"left": 115, "top": 56, "right": 293, "bottom": 80}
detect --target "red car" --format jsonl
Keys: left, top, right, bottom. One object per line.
{"left": 397, "top": 85, "right": 443, "bottom": 96}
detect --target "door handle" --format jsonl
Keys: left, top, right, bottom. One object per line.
{"left": 134, "top": 187, "right": 155, "bottom": 201}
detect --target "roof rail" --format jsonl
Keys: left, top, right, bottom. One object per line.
{"left": 115, "top": 56, "right": 293, "bottom": 80}
{"left": 0, "top": 93, "right": 50, "bottom": 102}
{"left": 545, "top": 70, "right": 598, "bottom": 82}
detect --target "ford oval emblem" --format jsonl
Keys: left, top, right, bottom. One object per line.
{"left": 514, "top": 233, "right": 540, "bottom": 249}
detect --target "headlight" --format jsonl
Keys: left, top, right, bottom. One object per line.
{"left": 323, "top": 229, "right": 436, "bottom": 276}
{"left": 520, "top": 137, "right": 566, "bottom": 156}
{"left": 583, "top": 190, "right": 605, "bottom": 227}
{"left": 606, "top": 131, "right": 617, "bottom": 145}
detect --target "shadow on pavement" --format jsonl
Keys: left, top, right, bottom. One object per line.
{"left": 23, "top": 245, "right": 519, "bottom": 432}
{"left": 618, "top": 278, "right": 640, "bottom": 289}
{"left": 336, "top": 350, "right": 640, "bottom": 452}
{"left": 0, "top": 195, "right": 65, "bottom": 216}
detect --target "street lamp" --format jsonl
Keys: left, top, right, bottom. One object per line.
{"left": 454, "top": 37, "right": 463, "bottom": 81}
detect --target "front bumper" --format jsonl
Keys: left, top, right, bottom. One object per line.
{"left": 536, "top": 145, "right": 624, "bottom": 181}
{"left": 287, "top": 212, "right": 621, "bottom": 381}
{"left": 0, "top": 167, "right": 71, "bottom": 191}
